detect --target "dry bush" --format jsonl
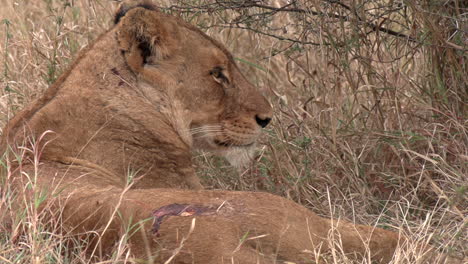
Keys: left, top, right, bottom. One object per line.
{"left": 0, "top": 0, "right": 466, "bottom": 263}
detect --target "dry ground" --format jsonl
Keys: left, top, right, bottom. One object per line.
{"left": 0, "top": 0, "right": 466, "bottom": 263}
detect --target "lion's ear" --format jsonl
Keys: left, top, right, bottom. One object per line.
{"left": 114, "top": 0, "right": 157, "bottom": 25}
{"left": 115, "top": 4, "right": 177, "bottom": 74}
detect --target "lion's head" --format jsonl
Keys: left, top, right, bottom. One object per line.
{"left": 115, "top": 1, "right": 273, "bottom": 165}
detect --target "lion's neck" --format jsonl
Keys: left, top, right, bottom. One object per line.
{"left": 33, "top": 80, "right": 200, "bottom": 189}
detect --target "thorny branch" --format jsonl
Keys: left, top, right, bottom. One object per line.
{"left": 160, "top": 0, "right": 466, "bottom": 51}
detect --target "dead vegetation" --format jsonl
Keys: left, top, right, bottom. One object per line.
{"left": 0, "top": 0, "right": 466, "bottom": 263}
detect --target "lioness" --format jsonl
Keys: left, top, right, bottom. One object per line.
{"left": 0, "top": 1, "right": 447, "bottom": 263}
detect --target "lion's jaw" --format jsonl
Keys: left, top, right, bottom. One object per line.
{"left": 190, "top": 124, "right": 259, "bottom": 169}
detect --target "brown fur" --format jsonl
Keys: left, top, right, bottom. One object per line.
{"left": 1, "top": 1, "right": 451, "bottom": 263}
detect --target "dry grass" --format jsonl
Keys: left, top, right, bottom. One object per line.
{"left": 0, "top": 0, "right": 466, "bottom": 263}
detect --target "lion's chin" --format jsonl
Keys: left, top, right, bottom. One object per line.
{"left": 219, "top": 145, "right": 256, "bottom": 169}
{"left": 193, "top": 138, "right": 257, "bottom": 169}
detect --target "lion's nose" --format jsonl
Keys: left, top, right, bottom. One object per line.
{"left": 255, "top": 115, "right": 271, "bottom": 128}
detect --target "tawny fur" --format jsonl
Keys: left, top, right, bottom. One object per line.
{"left": 0, "top": 1, "right": 453, "bottom": 263}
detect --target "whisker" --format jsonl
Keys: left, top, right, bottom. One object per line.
{"left": 189, "top": 126, "right": 222, "bottom": 132}
{"left": 190, "top": 130, "right": 223, "bottom": 135}
{"left": 189, "top": 128, "right": 220, "bottom": 132}
{"left": 192, "top": 132, "right": 223, "bottom": 138}
{"left": 189, "top": 124, "right": 222, "bottom": 129}
{"left": 189, "top": 125, "right": 223, "bottom": 136}
{"left": 190, "top": 128, "right": 223, "bottom": 132}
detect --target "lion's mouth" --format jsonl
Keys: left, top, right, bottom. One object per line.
{"left": 190, "top": 125, "right": 258, "bottom": 151}
{"left": 213, "top": 139, "right": 254, "bottom": 148}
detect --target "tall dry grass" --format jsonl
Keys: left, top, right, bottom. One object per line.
{"left": 0, "top": 0, "right": 466, "bottom": 263}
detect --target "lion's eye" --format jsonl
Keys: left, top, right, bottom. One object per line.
{"left": 210, "top": 67, "right": 229, "bottom": 83}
